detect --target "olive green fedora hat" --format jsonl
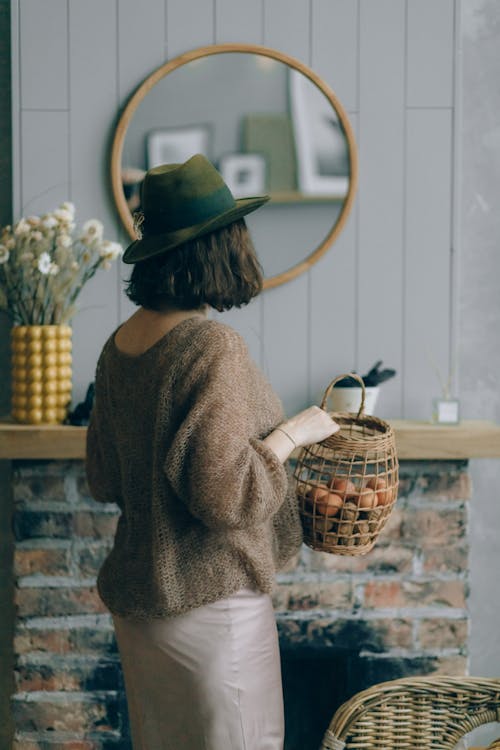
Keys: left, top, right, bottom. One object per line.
{"left": 122, "top": 154, "right": 269, "bottom": 264}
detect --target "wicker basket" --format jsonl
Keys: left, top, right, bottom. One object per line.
{"left": 294, "top": 373, "right": 398, "bottom": 555}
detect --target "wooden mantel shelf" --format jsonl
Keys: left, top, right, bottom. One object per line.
{"left": 0, "top": 419, "right": 500, "bottom": 461}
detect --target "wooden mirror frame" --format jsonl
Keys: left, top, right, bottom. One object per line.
{"left": 110, "top": 43, "right": 358, "bottom": 290}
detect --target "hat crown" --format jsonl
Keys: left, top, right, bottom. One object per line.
{"left": 141, "top": 154, "right": 236, "bottom": 233}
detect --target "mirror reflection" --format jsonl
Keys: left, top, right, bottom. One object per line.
{"left": 117, "top": 50, "right": 355, "bottom": 282}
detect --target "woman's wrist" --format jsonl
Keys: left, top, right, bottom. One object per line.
{"left": 274, "top": 426, "right": 297, "bottom": 449}
{"left": 262, "top": 424, "right": 297, "bottom": 463}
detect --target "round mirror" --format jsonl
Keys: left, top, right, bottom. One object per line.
{"left": 111, "top": 44, "right": 358, "bottom": 289}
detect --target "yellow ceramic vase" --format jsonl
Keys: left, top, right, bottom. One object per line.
{"left": 11, "top": 325, "right": 72, "bottom": 425}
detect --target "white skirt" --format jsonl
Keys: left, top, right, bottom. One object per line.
{"left": 112, "top": 586, "right": 285, "bottom": 750}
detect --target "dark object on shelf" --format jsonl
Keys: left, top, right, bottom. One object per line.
{"left": 66, "top": 383, "right": 95, "bottom": 426}
{"left": 335, "top": 361, "right": 396, "bottom": 388}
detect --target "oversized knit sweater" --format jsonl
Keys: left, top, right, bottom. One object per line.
{"left": 85, "top": 316, "right": 303, "bottom": 620}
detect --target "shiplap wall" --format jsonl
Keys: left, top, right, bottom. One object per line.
{"left": 10, "top": 0, "right": 458, "bottom": 419}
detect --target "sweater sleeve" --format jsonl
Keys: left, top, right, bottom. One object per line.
{"left": 163, "top": 326, "right": 289, "bottom": 531}
{"left": 85, "top": 357, "right": 121, "bottom": 506}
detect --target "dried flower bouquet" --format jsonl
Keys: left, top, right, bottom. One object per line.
{"left": 0, "top": 202, "right": 122, "bottom": 325}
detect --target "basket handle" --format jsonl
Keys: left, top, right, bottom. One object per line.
{"left": 320, "top": 372, "right": 366, "bottom": 419}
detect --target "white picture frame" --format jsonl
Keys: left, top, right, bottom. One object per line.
{"left": 147, "top": 125, "right": 211, "bottom": 169}
{"left": 289, "top": 69, "right": 350, "bottom": 196}
{"left": 218, "top": 153, "right": 267, "bottom": 198}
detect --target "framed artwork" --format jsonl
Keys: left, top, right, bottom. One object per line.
{"left": 218, "top": 153, "right": 267, "bottom": 198}
{"left": 242, "top": 114, "right": 296, "bottom": 192}
{"left": 289, "top": 69, "right": 350, "bottom": 196}
{"left": 146, "top": 125, "right": 211, "bottom": 169}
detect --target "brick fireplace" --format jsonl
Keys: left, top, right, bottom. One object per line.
{"left": 8, "top": 457, "right": 470, "bottom": 749}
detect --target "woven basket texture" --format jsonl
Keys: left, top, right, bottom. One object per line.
{"left": 320, "top": 676, "right": 500, "bottom": 750}
{"left": 294, "top": 374, "right": 398, "bottom": 555}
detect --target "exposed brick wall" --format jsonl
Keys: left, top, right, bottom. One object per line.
{"left": 9, "top": 459, "right": 470, "bottom": 747}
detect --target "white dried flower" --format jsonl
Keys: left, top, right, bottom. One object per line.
{"left": 41, "top": 216, "right": 58, "bottom": 229}
{"left": 0, "top": 245, "right": 10, "bottom": 264}
{"left": 30, "top": 230, "right": 43, "bottom": 243}
{"left": 14, "top": 219, "right": 30, "bottom": 235}
{"left": 70, "top": 261, "right": 79, "bottom": 271}
{"left": 56, "top": 233, "right": 72, "bottom": 248}
{"left": 98, "top": 240, "right": 123, "bottom": 260}
{"left": 81, "top": 219, "right": 104, "bottom": 242}
{"left": 54, "top": 208, "right": 74, "bottom": 223}
{"left": 27, "top": 216, "right": 40, "bottom": 226}
{"left": 101, "top": 259, "right": 112, "bottom": 271}
{"left": 60, "top": 202, "right": 75, "bottom": 216}
{"left": 37, "top": 252, "right": 52, "bottom": 274}
{"left": 48, "top": 263, "right": 59, "bottom": 276}
{"left": 6, "top": 238, "right": 16, "bottom": 249}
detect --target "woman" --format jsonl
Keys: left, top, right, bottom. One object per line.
{"left": 85, "top": 154, "right": 338, "bottom": 750}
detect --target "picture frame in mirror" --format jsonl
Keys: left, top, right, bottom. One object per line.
{"left": 218, "top": 152, "right": 266, "bottom": 198}
{"left": 290, "top": 69, "right": 350, "bottom": 196}
{"left": 147, "top": 124, "right": 212, "bottom": 169}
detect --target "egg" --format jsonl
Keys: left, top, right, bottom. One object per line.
{"left": 315, "top": 492, "right": 344, "bottom": 517}
{"left": 305, "top": 485, "right": 330, "bottom": 504}
{"left": 305, "top": 485, "right": 342, "bottom": 516}
{"left": 327, "top": 477, "right": 356, "bottom": 496}
{"left": 353, "top": 488, "right": 378, "bottom": 509}
{"left": 366, "top": 477, "right": 393, "bottom": 506}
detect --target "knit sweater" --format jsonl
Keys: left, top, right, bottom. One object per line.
{"left": 85, "top": 316, "right": 303, "bottom": 620}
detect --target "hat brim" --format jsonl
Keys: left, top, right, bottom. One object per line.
{"left": 122, "top": 195, "right": 270, "bottom": 264}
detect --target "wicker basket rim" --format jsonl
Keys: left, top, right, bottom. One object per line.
{"left": 317, "top": 411, "right": 395, "bottom": 449}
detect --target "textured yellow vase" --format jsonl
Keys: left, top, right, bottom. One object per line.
{"left": 11, "top": 325, "right": 72, "bottom": 425}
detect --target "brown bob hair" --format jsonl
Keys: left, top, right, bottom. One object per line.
{"left": 124, "top": 218, "right": 263, "bottom": 312}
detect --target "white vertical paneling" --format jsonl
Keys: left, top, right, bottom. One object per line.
{"left": 68, "top": 0, "right": 119, "bottom": 401}
{"left": 407, "top": 0, "right": 454, "bottom": 108}
{"left": 262, "top": 0, "right": 310, "bottom": 416}
{"left": 264, "top": 0, "right": 310, "bottom": 60}
{"left": 20, "top": 111, "right": 69, "bottom": 214}
{"left": 306, "top": 0, "right": 359, "bottom": 412}
{"left": 310, "top": 5, "right": 359, "bottom": 405}
{"left": 310, "top": 205, "right": 358, "bottom": 407}
{"left": 166, "top": 0, "right": 215, "bottom": 58}
{"left": 404, "top": 109, "right": 452, "bottom": 418}
{"left": 357, "top": 0, "right": 405, "bottom": 418}
{"left": 117, "top": 0, "right": 166, "bottom": 323}
{"left": 312, "top": 0, "right": 358, "bottom": 113}
{"left": 215, "top": 0, "right": 263, "bottom": 43}
{"left": 11, "top": 0, "right": 22, "bottom": 218}
{"left": 19, "top": 0, "right": 68, "bottom": 110}
{"left": 11, "top": 0, "right": 459, "bottom": 414}
{"left": 117, "top": 0, "right": 166, "bottom": 101}
{"left": 449, "top": 0, "right": 461, "bottom": 399}
{"left": 212, "top": 0, "right": 265, "bottom": 366}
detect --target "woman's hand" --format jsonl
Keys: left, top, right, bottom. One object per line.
{"left": 263, "top": 406, "right": 340, "bottom": 462}
{"left": 280, "top": 406, "right": 340, "bottom": 447}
